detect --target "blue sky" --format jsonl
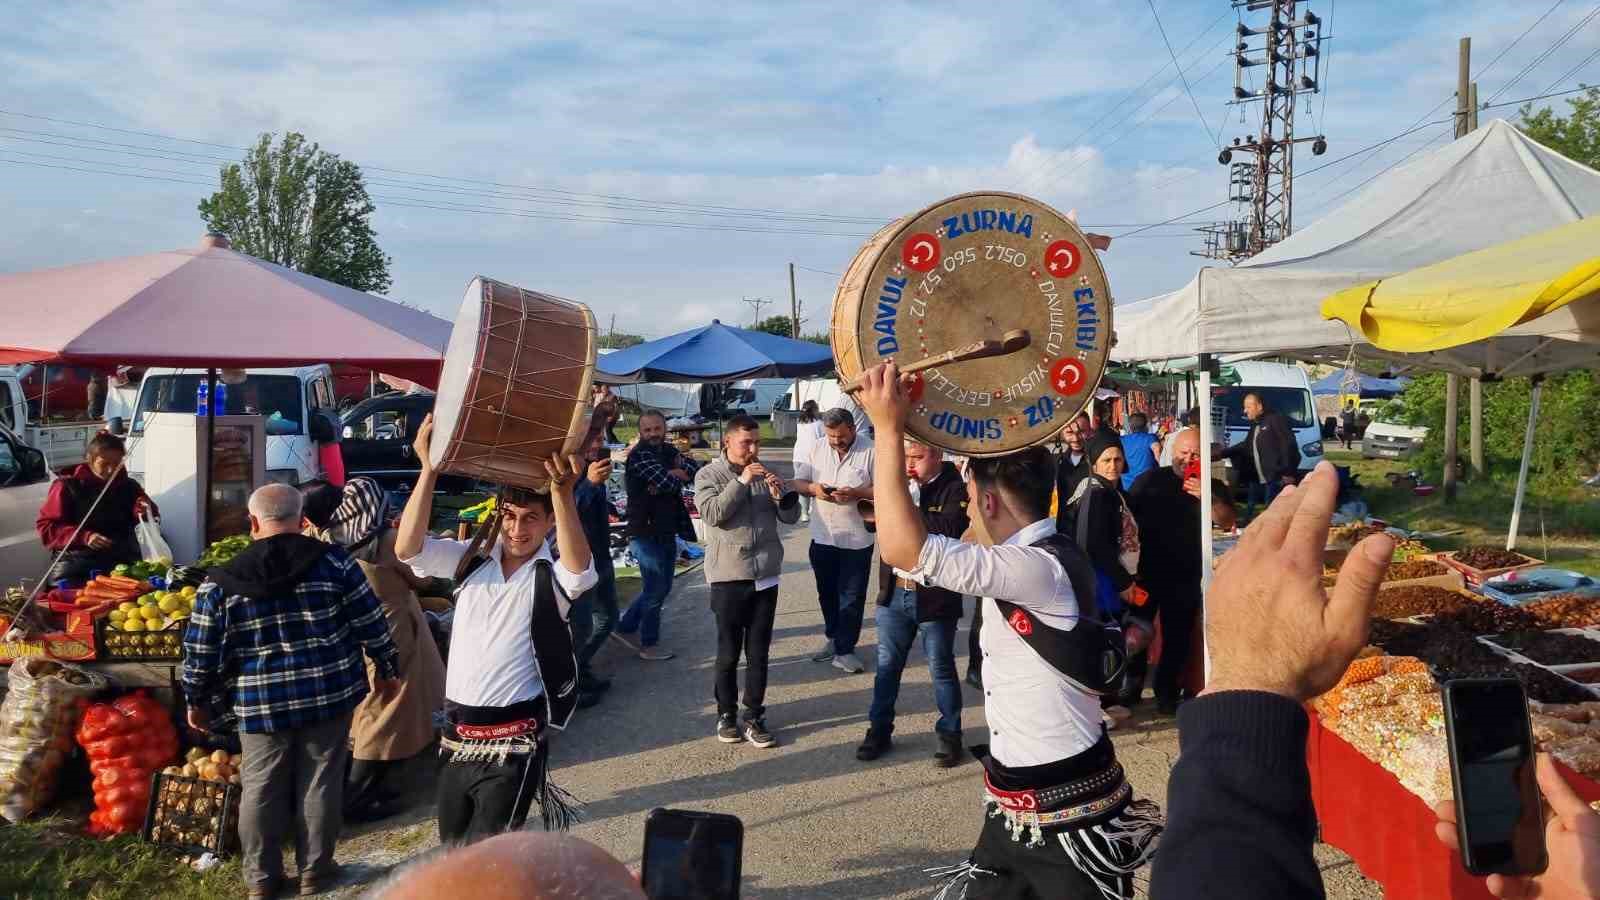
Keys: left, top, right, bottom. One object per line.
{"left": 2, "top": 1, "right": 1596, "bottom": 338}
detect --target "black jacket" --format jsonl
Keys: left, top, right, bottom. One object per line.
{"left": 1054, "top": 450, "right": 1089, "bottom": 521}
{"left": 1149, "top": 692, "right": 1325, "bottom": 899}
{"left": 1221, "top": 410, "right": 1301, "bottom": 484}
{"left": 1128, "top": 466, "right": 1202, "bottom": 595}
{"left": 876, "top": 462, "right": 969, "bottom": 621}
{"left": 624, "top": 442, "right": 690, "bottom": 540}
{"left": 1062, "top": 472, "right": 1135, "bottom": 592}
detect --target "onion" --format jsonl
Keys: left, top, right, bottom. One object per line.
{"left": 209, "top": 750, "right": 229, "bottom": 765}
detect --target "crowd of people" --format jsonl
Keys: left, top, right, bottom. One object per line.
{"left": 33, "top": 371, "right": 1553, "bottom": 898}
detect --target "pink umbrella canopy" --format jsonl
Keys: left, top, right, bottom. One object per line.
{"left": 0, "top": 235, "right": 450, "bottom": 387}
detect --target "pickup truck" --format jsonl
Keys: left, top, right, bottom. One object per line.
{"left": 0, "top": 366, "right": 104, "bottom": 471}
{"left": 0, "top": 422, "right": 54, "bottom": 591}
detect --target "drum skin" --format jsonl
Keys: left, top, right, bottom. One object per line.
{"left": 830, "top": 192, "right": 1113, "bottom": 457}
{"left": 431, "top": 276, "right": 597, "bottom": 489}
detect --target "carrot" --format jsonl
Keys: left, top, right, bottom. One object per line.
{"left": 100, "top": 576, "right": 143, "bottom": 589}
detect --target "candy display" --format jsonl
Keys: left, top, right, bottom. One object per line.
{"left": 1315, "top": 658, "right": 1452, "bottom": 805}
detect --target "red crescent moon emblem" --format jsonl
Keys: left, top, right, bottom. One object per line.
{"left": 1045, "top": 240, "right": 1081, "bottom": 278}
{"left": 902, "top": 233, "right": 941, "bottom": 272}
{"left": 1008, "top": 608, "right": 1033, "bottom": 636}
{"left": 904, "top": 372, "right": 926, "bottom": 403}
{"left": 1049, "top": 358, "right": 1087, "bottom": 396}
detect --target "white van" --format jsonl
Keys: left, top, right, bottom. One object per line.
{"left": 124, "top": 366, "right": 339, "bottom": 487}
{"left": 1201, "top": 361, "right": 1325, "bottom": 475}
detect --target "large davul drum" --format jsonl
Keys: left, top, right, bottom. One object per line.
{"left": 431, "top": 277, "right": 598, "bottom": 489}
{"left": 831, "top": 192, "right": 1113, "bottom": 457}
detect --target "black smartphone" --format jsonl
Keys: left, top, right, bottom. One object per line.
{"left": 1442, "top": 678, "right": 1548, "bottom": 876}
{"left": 642, "top": 808, "right": 743, "bottom": 900}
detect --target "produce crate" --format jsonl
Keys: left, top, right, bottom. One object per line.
{"left": 142, "top": 772, "right": 241, "bottom": 856}
{"left": 95, "top": 618, "right": 184, "bottom": 661}
{"left": 1436, "top": 551, "right": 1543, "bottom": 589}
{"left": 1482, "top": 569, "right": 1600, "bottom": 606}
{"left": 1476, "top": 631, "right": 1600, "bottom": 699}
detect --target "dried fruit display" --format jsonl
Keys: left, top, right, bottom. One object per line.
{"left": 1493, "top": 579, "right": 1569, "bottom": 596}
{"left": 1384, "top": 559, "right": 1448, "bottom": 581}
{"left": 1523, "top": 595, "right": 1600, "bottom": 629}
{"left": 1487, "top": 630, "right": 1600, "bottom": 666}
{"left": 1330, "top": 522, "right": 1390, "bottom": 546}
{"left": 1560, "top": 667, "right": 1600, "bottom": 684}
{"left": 1452, "top": 547, "right": 1532, "bottom": 570}
{"left": 1429, "top": 599, "right": 1542, "bottom": 635}
{"left": 1373, "top": 585, "right": 1474, "bottom": 619}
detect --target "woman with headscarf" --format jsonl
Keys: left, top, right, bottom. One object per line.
{"left": 1060, "top": 431, "right": 1148, "bottom": 726}
{"left": 302, "top": 477, "right": 446, "bottom": 823}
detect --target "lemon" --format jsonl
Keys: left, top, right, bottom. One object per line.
{"left": 121, "top": 619, "right": 145, "bottom": 632}
{"left": 158, "top": 595, "right": 181, "bottom": 614}
{"left": 108, "top": 609, "right": 127, "bottom": 623}
{"left": 139, "top": 606, "right": 163, "bottom": 621}
{"left": 117, "top": 601, "right": 138, "bottom": 613}
{"left": 181, "top": 586, "right": 196, "bottom": 598}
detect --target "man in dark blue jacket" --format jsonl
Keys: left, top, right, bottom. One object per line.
{"left": 570, "top": 435, "right": 618, "bottom": 706}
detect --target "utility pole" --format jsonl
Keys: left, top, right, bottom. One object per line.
{"left": 789, "top": 263, "right": 800, "bottom": 340}
{"left": 743, "top": 296, "right": 772, "bottom": 327}
{"left": 607, "top": 312, "right": 616, "bottom": 348}
{"left": 1456, "top": 37, "right": 1472, "bottom": 138}
{"left": 1443, "top": 36, "right": 1471, "bottom": 503}
{"left": 1200, "top": 0, "right": 1329, "bottom": 261}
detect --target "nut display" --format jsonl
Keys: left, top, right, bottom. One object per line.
{"left": 1372, "top": 585, "right": 1474, "bottom": 620}
{"left": 1384, "top": 559, "right": 1449, "bottom": 581}
{"left": 1452, "top": 546, "right": 1533, "bottom": 570}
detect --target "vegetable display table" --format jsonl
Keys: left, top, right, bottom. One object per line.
{"left": 1307, "top": 711, "right": 1600, "bottom": 899}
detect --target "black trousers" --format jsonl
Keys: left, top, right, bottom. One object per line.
{"left": 1151, "top": 581, "right": 1202, "bottom": 707}
{"left": 435, "top": 743, "right": 545, "bottom": 846}
{"left": 966, "top": 812, "right": 1103, "bottom": 900}
{"left": 711, "top": 582, "right": 778, "bottom": 721}
{"left": 968, "top": 599, "right": 983, "bottom": 677}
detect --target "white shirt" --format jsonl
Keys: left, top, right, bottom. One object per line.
{"left": 906, "top": 518, "right": 1102, "bottom": 767}
{"left": 404, "top": 536, "right": 598, "bottom": 708}
{"left": 793, "top": 433, "right": 876, "bottom": 550}
{"left": 792, "top": 420, "right": 825, "bottom": 464}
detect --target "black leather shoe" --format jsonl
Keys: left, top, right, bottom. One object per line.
{"left": 933, "top": 732, "right": 965, "bottom": 768}
{"left": 855, "top": 725, "right": 892, "bottom": 761}
{"left": 577, "top": 690, "right": 603, "bottom": 709}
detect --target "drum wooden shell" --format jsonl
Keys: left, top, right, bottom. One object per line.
{"left": 831, "top": 192, "right": 1113, "bottom": 457}
{"left": 431, "top": 277, "right": 597, "bottom": 489}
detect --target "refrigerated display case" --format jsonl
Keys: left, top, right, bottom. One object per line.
{"left": 142, "top": 414, "right": 267, "bottom": 563}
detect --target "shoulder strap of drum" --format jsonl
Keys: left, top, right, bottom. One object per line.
{"left": 453, "top": 511, "right": 502, "bottom": 586}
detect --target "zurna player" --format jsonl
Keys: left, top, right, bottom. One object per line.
{"left": 855, "top": 361, "right": 1163, "bottom": 900}
{"left": 395, "top": 414, "right": 597, "bottom": 845}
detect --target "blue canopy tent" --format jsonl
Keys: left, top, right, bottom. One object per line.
{"left": 1310, "top": 371, "right": 1410, "bottom": 398}
{"left": 594, "top": 319, "right": 834, "bottom": 384}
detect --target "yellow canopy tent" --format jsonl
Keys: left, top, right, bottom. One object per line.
{"left": 1321, "top": 216, "right": 1600, "bottom": 352}
{"left": 1321, "top": 216, "right": 1600, "bottom": 551}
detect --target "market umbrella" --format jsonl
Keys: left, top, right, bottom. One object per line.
{"left": 594, "top": 319, "right": 834, "bottom": 384}
{"left": 0, "top": 234, "right": 451, "bottom": 385}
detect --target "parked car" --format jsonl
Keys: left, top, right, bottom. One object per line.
{"left": 338, "top": 390, "right": 481, "bottom": 493}
{"left": 0, "top": 422, "right": 54, "bottom": 591}
{"left": 1363, "top": 402, "right": 1430, "bottom": 459}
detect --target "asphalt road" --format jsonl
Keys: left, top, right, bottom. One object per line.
{"left": 330, "top": 515, "right": 1384, "bottom": 899}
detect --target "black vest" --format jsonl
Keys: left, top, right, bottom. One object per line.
{"left": 454, "top": 556, "right": 580, "bottom": 730}
{"left": 623, "top": 444, "right": 685, "bottom": 540}
{"left": 990, "top": 532, "right": 1127, "bottom": 696}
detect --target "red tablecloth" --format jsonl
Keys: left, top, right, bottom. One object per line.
{"left": 1307, "top": 713, "right": 1600, "bottom": 899}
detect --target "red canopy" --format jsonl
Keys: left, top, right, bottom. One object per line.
{"left": 0, "top": 235, "right": 449, "bottom": 387}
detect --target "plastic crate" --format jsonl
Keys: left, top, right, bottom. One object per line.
{"left": 1482, "top": 568, "right": 1600, "bottom": 606}
{"left": 95, "top": 618, "right": 184, "bottom": 661}
{"left": 142, "top": 772, "right": 241, "bottom": 856}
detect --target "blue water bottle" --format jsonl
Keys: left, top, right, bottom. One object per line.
{"left": 196, "top": 380, "right": 209, "bottom": 416}
{"left": 213, "top": 381, "right": 227, "bottom": 416}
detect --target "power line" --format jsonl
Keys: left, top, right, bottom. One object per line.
{"left": 1540, "top": 45, "right": 1600, "bottom": 94}
{"left": 1147, "top": 0, "right": 1220, "bottom": 147}
{"left": 793, "top": 264, "right": 842, "bottom": 277}
{"left": 1474, "top": 0, "right": 1569, "bottom": 83}
{"left": 1488, "top": 2, "right": 1600, "bottom": 103}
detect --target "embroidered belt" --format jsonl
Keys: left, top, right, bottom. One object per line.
{"left": 981, "top": 759, "right": 1133, "bottom": 847}
{"left": 982, "top": 761, "right": 1126, "bottom": 814}
{"left": 440, "top": 715, "right": 545, "bottom": 765}
{"left": 455, "top": 719, "right": 536, "bottom": 740}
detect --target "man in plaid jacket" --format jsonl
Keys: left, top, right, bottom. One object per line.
{"left": 182, "top": 483, "right": 400, "bottom": 900}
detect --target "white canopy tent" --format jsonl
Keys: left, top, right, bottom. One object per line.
{"left": 1111, "top": 119, "right": 1600, "bottom": 582}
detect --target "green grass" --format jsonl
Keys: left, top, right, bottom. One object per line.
{"left": 0, "top": 818, "right": 243, "bottom": 900}
{"left": 1326, "top": 448, "right": 1600, "bottom": 576}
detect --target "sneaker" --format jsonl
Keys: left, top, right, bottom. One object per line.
{"left": 933, "top": 732, "right": 964, "bottom": 768}
{"left": 855, "top": 725, "right": 892, "bottom": 761}
{"left": 811, "top": 638, "right": 836, "bottom": 661}
{"left": 832, "top": 652, "right": 865, "bottom": 674}
{"left": 610, "top": 632, "right": 640, "bottom": 652}
{"left": 743, "top": 718, "right": 778, "bottom": 749}
{"left": 716, "top": 714, "right": 741, "bottom": 743}
{"left": 638, "top": 647, "right": 675, "bottom": 661}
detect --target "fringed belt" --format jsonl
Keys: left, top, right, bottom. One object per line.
{"left": 440, "top": 716, "right": 544, "bottom": 766}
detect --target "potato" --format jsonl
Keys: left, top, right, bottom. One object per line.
{"left": 209, "top": 749, "right": 229, "bottom": 765}
{"left": 163, "top": 765, "right": 182, "bottom": 776}
{"left": 213, "top": 763, "right": 233, "bottom": 781}
{"left": 180, "top": 763, "right": 199, "bottom": 778}
{"left": 198, "top": 763, "right": 219, "bottom": 781}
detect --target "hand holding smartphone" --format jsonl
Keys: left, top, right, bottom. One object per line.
{"left": 1443, "top": 678, "right": 1548, "bottom": 877}
{"left": 643, "top": 808, "right": 743, "bottom": 900}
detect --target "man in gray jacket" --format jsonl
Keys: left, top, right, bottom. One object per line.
{"left": 694, "top": 414, "right": 801, "bottom": 749}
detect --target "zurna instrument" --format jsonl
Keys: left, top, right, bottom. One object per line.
{"left": 830, "top": 192, "right": 1113, "bottom": 457}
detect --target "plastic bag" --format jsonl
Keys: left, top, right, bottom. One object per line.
{"left": 0, "top": 659, "right": 107, "bottom": 822}
{"left": 134, "top": 510, "right": 173, "bottom": 563}
{"left": 78, "top": 690, "right": 178, "bottom": 837}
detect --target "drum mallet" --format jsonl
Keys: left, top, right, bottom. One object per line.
{"left": 841, "top": 328, "right": 1031, "bottom": 394}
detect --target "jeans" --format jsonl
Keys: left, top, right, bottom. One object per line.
{"left": 620, "top": 536, "right": 676, "bottom": 647}
{"left": 869, "top": 587, "right": 961, "bottom": 735}
{"left": 237, "top": 710, "right": 353, "bottom": 888}
{"left": 968, "top": 599, "right": 983, "bottom": 678}
{"left": 711, "top": 582, "right": 779, "bottom": 721}
{"left": 810, "top": 542, "right": 873, "bottom": 656}
{"left": 573, "top": 567, "right": 618, "bottom": 672}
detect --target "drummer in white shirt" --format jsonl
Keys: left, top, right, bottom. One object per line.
{"left": 395, "top": 414, "right": 598, "bottom": 845}
{"left": 854, "top": 363, "right": 1162, "bottom": 900}
{"left": 789, "top": 407, "right": 875, "bottom": 674}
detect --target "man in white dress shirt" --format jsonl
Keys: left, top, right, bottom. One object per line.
{"left": 856, "top": 363, "right": 1162, "bottom": 900}
{"left": 396, "top": 414, "right": 598, "bottom": 846}
{"left": 790, "top": 407, "right": 876, "bottom": 674}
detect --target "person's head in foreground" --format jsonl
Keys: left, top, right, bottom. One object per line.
{"left": 496, "top": 486, "right": 555, "bottom": 565}
{"left": 374, "top": 832, "right": 645, "bottom": 900}
{"left": 248, "top": 483, "right": 305, "bottom": 540}
{"left": 822, "top": 408, "right": 856, "bottom": 453}
{"left": 965, "top": 446, "right": 1054, "bottom": 546}
{"left": 722, "top": 414, "right": 761, "bottom": 466}
{"left": 1170, "top": 428, "right": 1201, "bottom": 477}
{"left": 904, "top": 439, "right": 943, "bottom": 485}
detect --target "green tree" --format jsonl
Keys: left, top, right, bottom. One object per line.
{"left": 198, "top": 132, "right": 392, "bottom": 294}
{"left": 1518, "top": 86, "right": 1600, "bottom": 169}
{"left": 598, "top": 331, "right": 645, "bottom": 349}
{"left": 800, "top": 331, "right": 830, "bottom": 346}
{"left": 752, "top": 315, "right": 795, "bottom": 338}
